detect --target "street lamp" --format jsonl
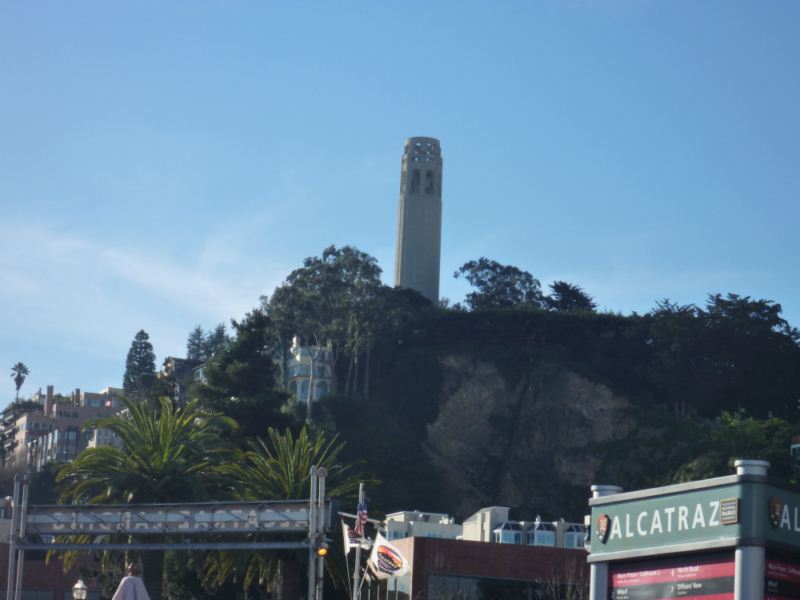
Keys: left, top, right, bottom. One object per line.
{"left": 72, "top": 578, "right": 88, "bottom": 600}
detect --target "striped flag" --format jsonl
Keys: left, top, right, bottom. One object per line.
{"left": 354, "top": 500, "right": 368, "bottom": 537}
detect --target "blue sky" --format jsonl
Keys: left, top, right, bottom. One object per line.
{"left": 1, "top": 1, "right": 798, "bottom": 401}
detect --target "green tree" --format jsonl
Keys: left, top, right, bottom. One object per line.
{"left": 705, "top": 293, "right": 797, "bottom": 339}
{"left": 644, "top": 295, "right": 800, "bottom": 419}
{"left": 672, "top": 412, "right": 799, "bottom": 482}
{"left": 701, "top": 294, "right": 800, "bottom": 417}
{"left": 646, "top": 300, "right": 712, "bottom": 418}
{"left": 186, "top": 324, "right": 230, "bottom": 363}
{"left": 10, "top": 362, "right": 29, "bottom": 401}
{"left": 204, "top": 323, "right": 230, "bottom": 358}
{"left": 56, "top": 397, "right": 236, "bottom": 600}
{"left": 186, "top": 325, "right": 206, "bottom": 361}
{"left": 266, "top": 245, "right": 385, "bottom": 396}
{"left": 454, "top": 258, "right": 544, "bottom": 310}
{"left": 194, "top": 309, "right": 290, "bottom": 439}
{"left": 207, "top": 426, "right": 364, "bottom": 599}
{"left": 123, "top": 330, "right": 157, "bottom": 399}
{"left": 546, "top": 281, "right": 597, "bottom": 312}
{"left": 223, "top": 426, "right": 361, "bottom": 500}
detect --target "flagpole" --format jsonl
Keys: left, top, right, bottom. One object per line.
{"left": 351, "top": 483, "right": 365, "bottom": 600}
{"left": 358, "top": 563, "right": 371, "bottom": 600}
{"left": 343, "top": 527, "right": 352, "bottom": 599}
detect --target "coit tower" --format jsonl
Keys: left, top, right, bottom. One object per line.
{"left": 394, "top": 137, "right": 443, "bottom": 303}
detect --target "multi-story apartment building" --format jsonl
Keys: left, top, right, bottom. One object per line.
{"left": 0, "top": 385, "right": 121, "bottom": 470}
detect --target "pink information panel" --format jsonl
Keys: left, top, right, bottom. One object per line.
{"left": 610, "top": 558, "right": 734, "bottom": 600}
{"left": 766, "top": 558, "right": 800, "bottom": 600}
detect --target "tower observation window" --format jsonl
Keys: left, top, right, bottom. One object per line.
{"left": 425, "top": 170, "right": 434, "bottom": 194}
{"left": 411, "top": 169, "right": 420, "bottom": 193}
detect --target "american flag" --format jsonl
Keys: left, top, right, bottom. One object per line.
{"left": 354, "top": 500, "right": 368, "bottom": 537}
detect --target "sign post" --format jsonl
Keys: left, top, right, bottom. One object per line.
{"left": 588, "top": 485, "right": 622, "bottom": 600}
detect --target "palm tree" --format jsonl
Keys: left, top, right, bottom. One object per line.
{"left": 57, "top": 396, "right": 236, "bottom": 600}
{"left": 223, "top": 426, "right": 362, "bottom": 500}
{"left": 10, "top": 362, "right": 29, "bottom": 401}
{"left": 207, "top": 426, "right": 365, "bottom": 599}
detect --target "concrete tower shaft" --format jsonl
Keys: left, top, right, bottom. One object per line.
{"left": 394, "top": 137, "right": 443, "bottom": 303}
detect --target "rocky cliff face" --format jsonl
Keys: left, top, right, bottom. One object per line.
{"left": 425, "top": 355, "right": 638, "bottom": 520}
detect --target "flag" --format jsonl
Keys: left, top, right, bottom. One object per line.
{"left": 354, "top": 500, "right": 368, "bottom": 537}
{"left": 342, "top": 522, "right": 360, "bottom": 554}
{"left": 368, "top": 533, "right": 409, "bottom": 579}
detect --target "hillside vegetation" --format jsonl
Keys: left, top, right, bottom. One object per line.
{"left": 189, "top": 246, "right": 800, "bottom": 521}
{"left": 329, "top": 305, "right": 799, "bottom": 520}
{"left": 39, "top": 245, "right": 788, "bottom": 525}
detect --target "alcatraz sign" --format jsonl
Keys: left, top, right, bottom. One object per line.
{"left": 590, "top": 484, "right": 746, "bottom": 559}
{"left": 25, "top": 501, "right": 315, "bottom": 536}
{"left": 596, "top": 498, "right": 738, "bottom": 544}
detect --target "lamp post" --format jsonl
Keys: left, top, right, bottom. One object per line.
{"left": 72, "top": 579, "right": 88, "bottom": 600}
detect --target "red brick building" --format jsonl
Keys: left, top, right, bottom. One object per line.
{"left": 367, "top": 536, "right": 588, "bottom": 600}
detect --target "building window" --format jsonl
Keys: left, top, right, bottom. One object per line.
{"left": 410, "top": 169, "right": 420, "bottom": 193}
{"left": 494, "top": 530, "right": 521, "bottom": 544}
{"left": 526, "top": 528, "right": 555, "bottom": 546}
{"left": 564, "top": 524, "right": 586, "bottom": 549}
{"left": 565, "top": 531, "right": 584, "bottom": 549}
{"left": 536, "top": 530, "right": 555, "bottom": 546}
{"left": 425, "top": 170, "right": 434, "bottom": 194}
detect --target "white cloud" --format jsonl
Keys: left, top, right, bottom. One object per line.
{"left": 1, "top": 227, "right": 251, "bottom": 323}
{"left": 0, "top": 219, "right": 289, "bottom": 397}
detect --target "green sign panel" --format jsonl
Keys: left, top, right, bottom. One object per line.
{"left": 590, "top": 477, "right": 800, "bottom": 562}
{"left": 590, "top": 483, "right": 756, "bottom": 559}
{"left": 763, "top": 485, "right": 800, "bottom": 550}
